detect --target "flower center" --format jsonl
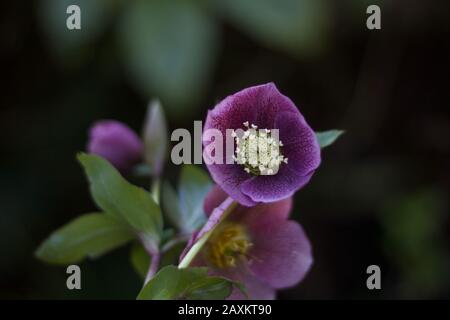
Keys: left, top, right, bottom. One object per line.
{"left": 232, "top": 122, "right": 287, "bottom": 176}
{"left": 205, "top": 221, "right": 252, "bottom": 269}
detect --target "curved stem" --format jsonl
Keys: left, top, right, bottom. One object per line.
{"left": 178, "top": 198, "right": 237, "bottom": 269}
{"left": 140, "top": 179, "right": 162, "bottom": 285}
{"left": 139, "top": 232, "right": 161, "bottom": 285}
{"left": 161, "top": 233, "right": 190, "bottom": 253}
{"left": 144, "top": 252, "right": 160, "bottom": 285}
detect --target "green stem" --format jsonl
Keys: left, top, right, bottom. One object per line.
{"left": 178, "top": 198, "right": 237, "bottom": 269}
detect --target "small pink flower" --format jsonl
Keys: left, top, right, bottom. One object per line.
{"left": 182, "top": 185, "right": 313, "bottom": 299}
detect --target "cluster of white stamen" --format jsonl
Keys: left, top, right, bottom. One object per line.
{"left": 232, "top": 122, "right": 288, "bottom": 176}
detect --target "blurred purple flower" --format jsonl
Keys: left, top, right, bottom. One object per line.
{"left": 203, "top": 83, "right": 321, "bottom": 206}
{"left": 87, "top": 120, "right": 143, "bottom": 173}
{"left": 183, "top": 185, "right": 313, "bottom": 300}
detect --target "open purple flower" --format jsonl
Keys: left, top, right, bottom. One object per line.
{"left": 203, "top": 83, "right": 321, "bottom": 206}
{"left": 87, "top": 120, "right": 143, "bottom": 173}
{"left": 183, "top": 185, "right": 313, "bottom": 300}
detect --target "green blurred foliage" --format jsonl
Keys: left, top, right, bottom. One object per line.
{"left": 38, "top": 0, "right": 333, "bottom": 118}
{"left": 38, "top": 0, "right": 118, "bottom": 65}
{"left": 380, "top": 190, "right": 449, "bottom": 298}
{"left": 119, "top": 0, "right": 219, "bottom": 115}
{"left": 214, "top": 0, "right": 331, "bottom": 57}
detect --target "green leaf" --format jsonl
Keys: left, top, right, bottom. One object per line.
{"left": 142, "top": 100, "right": 168, "bottom": 177}
{"left": 380, "top": 189, "right": 447, "bottom": 296}
{"left": 119, "top": 0, "right": 219, "bottom": 114}
{"left": 187, "top": 277, "right": 236, "bottom": 300}
{"left": 316, "top": 130, "right": 344, "bottom": 149}
{"left": 137, "top": 266, "right": 240, "bottom": 300}
{"left": 130, "top": 242, "right": 150, "bottom": 279}
{"left": 35, "top": 213, "right": 133, "bottom": 265}
{"left": 77, "top": 153, "right": 163, "bottom": 250}
{"left": 162, "top": 181, "right": 181, "bottom": 227}
{"left": 215, "top": 0, "right": 330, "bottom": 57}
{"left": 162, "top": 165, "right": 212, "bottom": 233}
{"left": 178, "top": 165, "right": 212, "bottom": 230}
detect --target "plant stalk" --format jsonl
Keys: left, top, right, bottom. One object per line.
{"left": 178, "top": 198, "right": 237, "bottom": 269}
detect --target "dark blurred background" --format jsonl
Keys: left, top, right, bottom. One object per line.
{"left": 1, "top": 0, "right": 449, "bottom": 299}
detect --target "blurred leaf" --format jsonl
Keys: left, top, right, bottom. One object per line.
{"left": 162, "top": 182, "right": 182, "bottom": 229}
{"left": 381, "top": 190, "right": 443, "bottom": 252}
{"left": 162, "top": 165, "right": 212, "bottom": 233}
{"left": 130, "top": 242, "right": 150, "bottom": 279}
{"left": 142, "top": 100, "right": 168, "bottom": 177}
{"left": 316, "top": 130, "right": 344, "bottom": 149}
{"left": 38, "top": 0, "right": 116, "bottom": 64}
{"left": 36, "top": 213, "right": 133, "bottom": 265}
{"left": 380, "top": 189, "right": 449, "bottom": 297}
{"left": 187, "top": 277, "right": 237, "bottom": 300}
{"left": 178, "top": 165, "right": 212, "bottom": 230}
{"left": 137, "top": 266, "right": 239, "bottom": 300}
{"left": 215, "top": 0, "right": 330, "bottom": 57}
{"left": 119, "top": 0, "right": 219, "bottom": 113}
{"left": 78, "top": 153, "right": 163, "bottom": 251}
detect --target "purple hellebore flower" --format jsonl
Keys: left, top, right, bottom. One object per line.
{"left": 183, "top": 185, "right": 313, "bottom": 300}
{"left": 203, "top": 83, "right": 321, "bottom": 206}
{"left": 87, "top": 120, "right": 143, "bottom": 173}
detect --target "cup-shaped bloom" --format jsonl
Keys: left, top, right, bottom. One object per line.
{"left": 203, "top": 83, "right": 321, "bottom": 206}
{"left": 87, "top": 120, "right": 143, "bottom": 173}
{"left": 182, "top": 185, "right": 313, "bottom": 300}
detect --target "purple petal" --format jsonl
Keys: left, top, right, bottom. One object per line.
{"left": 205, "top": 164, "right": 257, "bottom": 206}
{"left": 236, "top": 196, "right": 293, "bottom": 224}
{"left": 204, "top": 83, "right": 280, "bottom": 134}
{"left": 204, "top": 185, "right": 293, "bottom": 221}
{"left": 247, "top": 219, "right": 313, "bottom": 289}
{"left": 218, "top": 267, "right": 276, "bottom": 300}
{"left": 240, "top": 166, "right": 311, "bottom": 203}
{"left": 240, "top": 110, "right": 321, "bottom": 203}
{"left": 274, "top": 110, "right": 321, "bottom": 175}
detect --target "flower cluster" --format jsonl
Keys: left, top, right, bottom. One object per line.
{"left": 36, "top": 84, "right": 342, "bottom": 300}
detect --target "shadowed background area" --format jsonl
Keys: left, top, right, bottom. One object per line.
{"left": 0, "top": 0, "right": 449, "bottom": 299}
